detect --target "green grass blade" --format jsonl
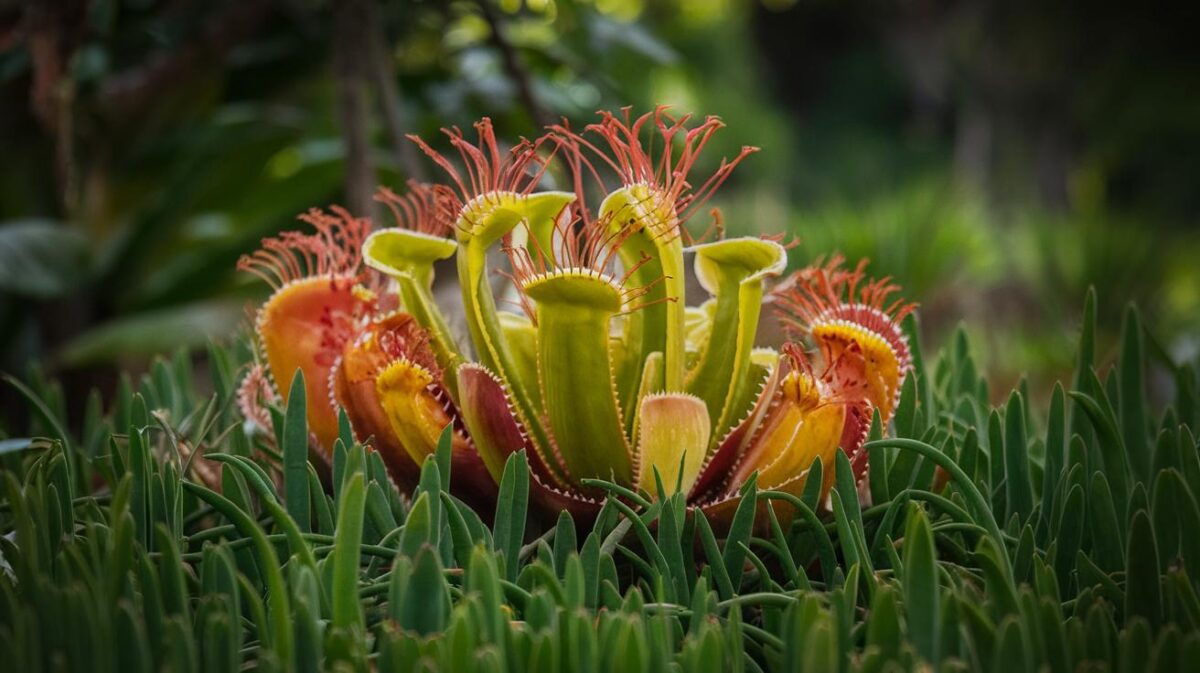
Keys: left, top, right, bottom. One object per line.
{"left": 1004, "top": 392, "right": 1034, "bottom": 523}
{"left": 330, "top": 471, "right": 366, "bottom": 634}
{"left": 492, "top": 450, "right": 529, "bottom": 582}
{"left": 183, "top": 481, "right": 292, "bottom": 667}
{"left": 1119, "top": 305, "right": 1151, "bottom": 484}
{"left": 1126, "top": 510, "right": 1163, "bottom": 627}
{"left": 282, "top": 369, "right": 310, "bottom": 533}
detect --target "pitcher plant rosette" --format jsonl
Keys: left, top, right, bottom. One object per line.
{"left": 236, "top": 107, "right": 916, "bottom": 528}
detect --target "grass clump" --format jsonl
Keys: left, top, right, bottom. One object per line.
{"left": 2, "top": 289, "right": 1199, "bottom": 672}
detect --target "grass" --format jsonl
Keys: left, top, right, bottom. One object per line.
{"left": 1, "top": 288, "right": 1199, "bottom": 672}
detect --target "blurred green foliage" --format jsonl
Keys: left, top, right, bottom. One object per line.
{"left": 1, "top": 0, "right": 1196, "bottom": 409}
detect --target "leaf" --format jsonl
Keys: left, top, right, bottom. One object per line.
{"left": 435, "top": 423, "right": 454, "bottom": 490}
{"left": 552, "top": 510, "right": 577, "bottom": 574}
{"left": 466, "top": 545, "right": 506, "bottom": 648}
{"left": 596, "top": 186, "right": 688, "bottom": 392}
{"left": 3, "top": 375, "right": 73, "bottom": 467}
{"left": 581, "top": 531, "right": 601, "bottom": 609}
{"left": 1088, "top": 472, "right": 1125, "bottom": 572}
{"left": 866, "top": 585, "right": 902, "bottom": 660}
{"left": 722, "top": 476, "right": 758, "bottom": 591}
{"left": 399, "top": 492, "right": 434, "bottom": 558}
{"left": 866, "top": 409, "right": 889, "bottom": 504}
{"left": 902, "top": 502, "right": 940, "bottom": 664}
{"left": 1118, "top": 304, "right": 1150, "bottom": 484}
{"left": 398, "top": 545, "right": 451, "bottom": 635}
{"left": 657, "top": 494, "right": 689, "bottom": 603}
{"left": 895, "top": 370, "right": 919, "bottom": 439}
{"left": 865, "top": 437, "right": 1011, "bottom": 581}
{"left": 609, "top": 497, "right": 673, "bottom": 601}
{"left": 414, "top": 456, "right": 443, "bottom": 550}
{"left": 1039, "top": 384, "right": 1067, "bottom": 539}
{"left": 493, "top": 450, "right": 529, "bottom": 583}
{"left": 987, "top": 410, "right": 1006, "bottom": 520}
{"left": 283, "top": 369, "right": 311, "bottom": 533}
{"left": 991, "top": 616, "right": 1031, "bottom": 673}
{"left": 330, "top": 472, "right": 366, "bottom": 635}
{"left": 308, "top": 465, "right": 335, "bottom": 535}
{"left": 870, "top": 491, "right": 910, "bottom": 567}
{"left": 1070, "top": 386, "right": 1130, "bottom": 507}
{"left": 366, "top": 481, "right": 398, "bottom": 542}
{"left": 155, "top": 524, "right": 191, "bottom": 622}
{"left": 1053, "top": 483, "right": 1086, "bottom": 590}
{"left": 695, "top": 512, "right": 735, "bottom": 599}
{"left": 1070, "top": 287, "right": 1098, "bottom": 435}
{"left": 183, "top": 481, "right": 292, "bottom": 667}
{"left": 1003, "top": 391, "right": 1034, "bottom": 523}
{"left": 1126, "top": 510, "right": 1163, "bottom": 627}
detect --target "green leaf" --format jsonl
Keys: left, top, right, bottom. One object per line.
{"left": 1126, "top": 510, "right": 1163, "bottom": 627}
{"left": 657, "top": 494, "right": 690, "bottom": 603}
{"left": 415, "top": 456, "right": 443, "bottom": 550}
{"left": 552, "top": 510, "right": 578, "bottom": 574}
{"left": 722, "top": 476, "right": 758, "bottom": 591}
{"left": 466, "top": 546, "right": 506, "bottom": 648}
{"left": 493, "top": 450, "right": 529, "bottom": 582}
{"left": 398, "top": 545, "right": 451, "bottom": 635}
{"left": 399, "top": 491, "right": 434, "bottom": 558}
{"left": 991, "top": 616, "right": 1031, "bottom": 673}
{"left": 206, "top": 453, "right": 278, "bottom": 504}
{"left": 1054, "top": 483, "right": 1086, "bottom": 589}
{"left": 902, "top": 502, "right": 939, "bottom": 664}
{"left": 1070, "top": 287, "right": 1098, "bottom": 433}
{"left": 308, "top": 465, "right": 335, "bottom": 535}
{"left": 1040, "top": 384, "right": 1067, "bottom": 539}
{"left": 183, "top": 481, "right": 292, "bottom": 667}
{"left": 1088, "top": 472, "right": 1125, "bottom": 572}
{"left": 1070, "top": 386, "right": 1130, "bottom": 507}
{"left": 694, "top": 512, "right": 735, "bottom": 599}
{"left": 1162, "top": 470, "right": 1200, "bottom": 578}
{"left": 1119, "top": 305, "right": 1150, "bottom": 483}
{"left": 894, "top": 369, "right": 919, "bottom": 439}
{"left": 1003, "top": 391, "right": 1034, "bottom": 523}
{"left": 330, "top": 472, "right": 366, "bottom": 634}
{"left": 1075, "top": 550, "right": 1122, "bottom": 606}
{"left": 866, "top": 585, "right": 902, "bottom": 661}
{"left": 435, "top": 423, "right": 454, "bottom": 490}
{"left": 282, "top": 369, "right": 310, "bottom": 533}
{"left": 865, "top": 437, "right": 1011, "bottom": 581}
{"left": 987, "top": 410, "right": 1005, "bottom": 519}
{"left": 1148, "top": 474, "right": 1181, "bottom": 575}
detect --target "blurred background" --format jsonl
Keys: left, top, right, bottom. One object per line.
{"left": 1, "top": 0, "right": 1197, "bottom": 422}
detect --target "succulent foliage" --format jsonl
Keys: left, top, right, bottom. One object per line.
{"left": 2, "top": 289, "right": 1199, "bottom": 672}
